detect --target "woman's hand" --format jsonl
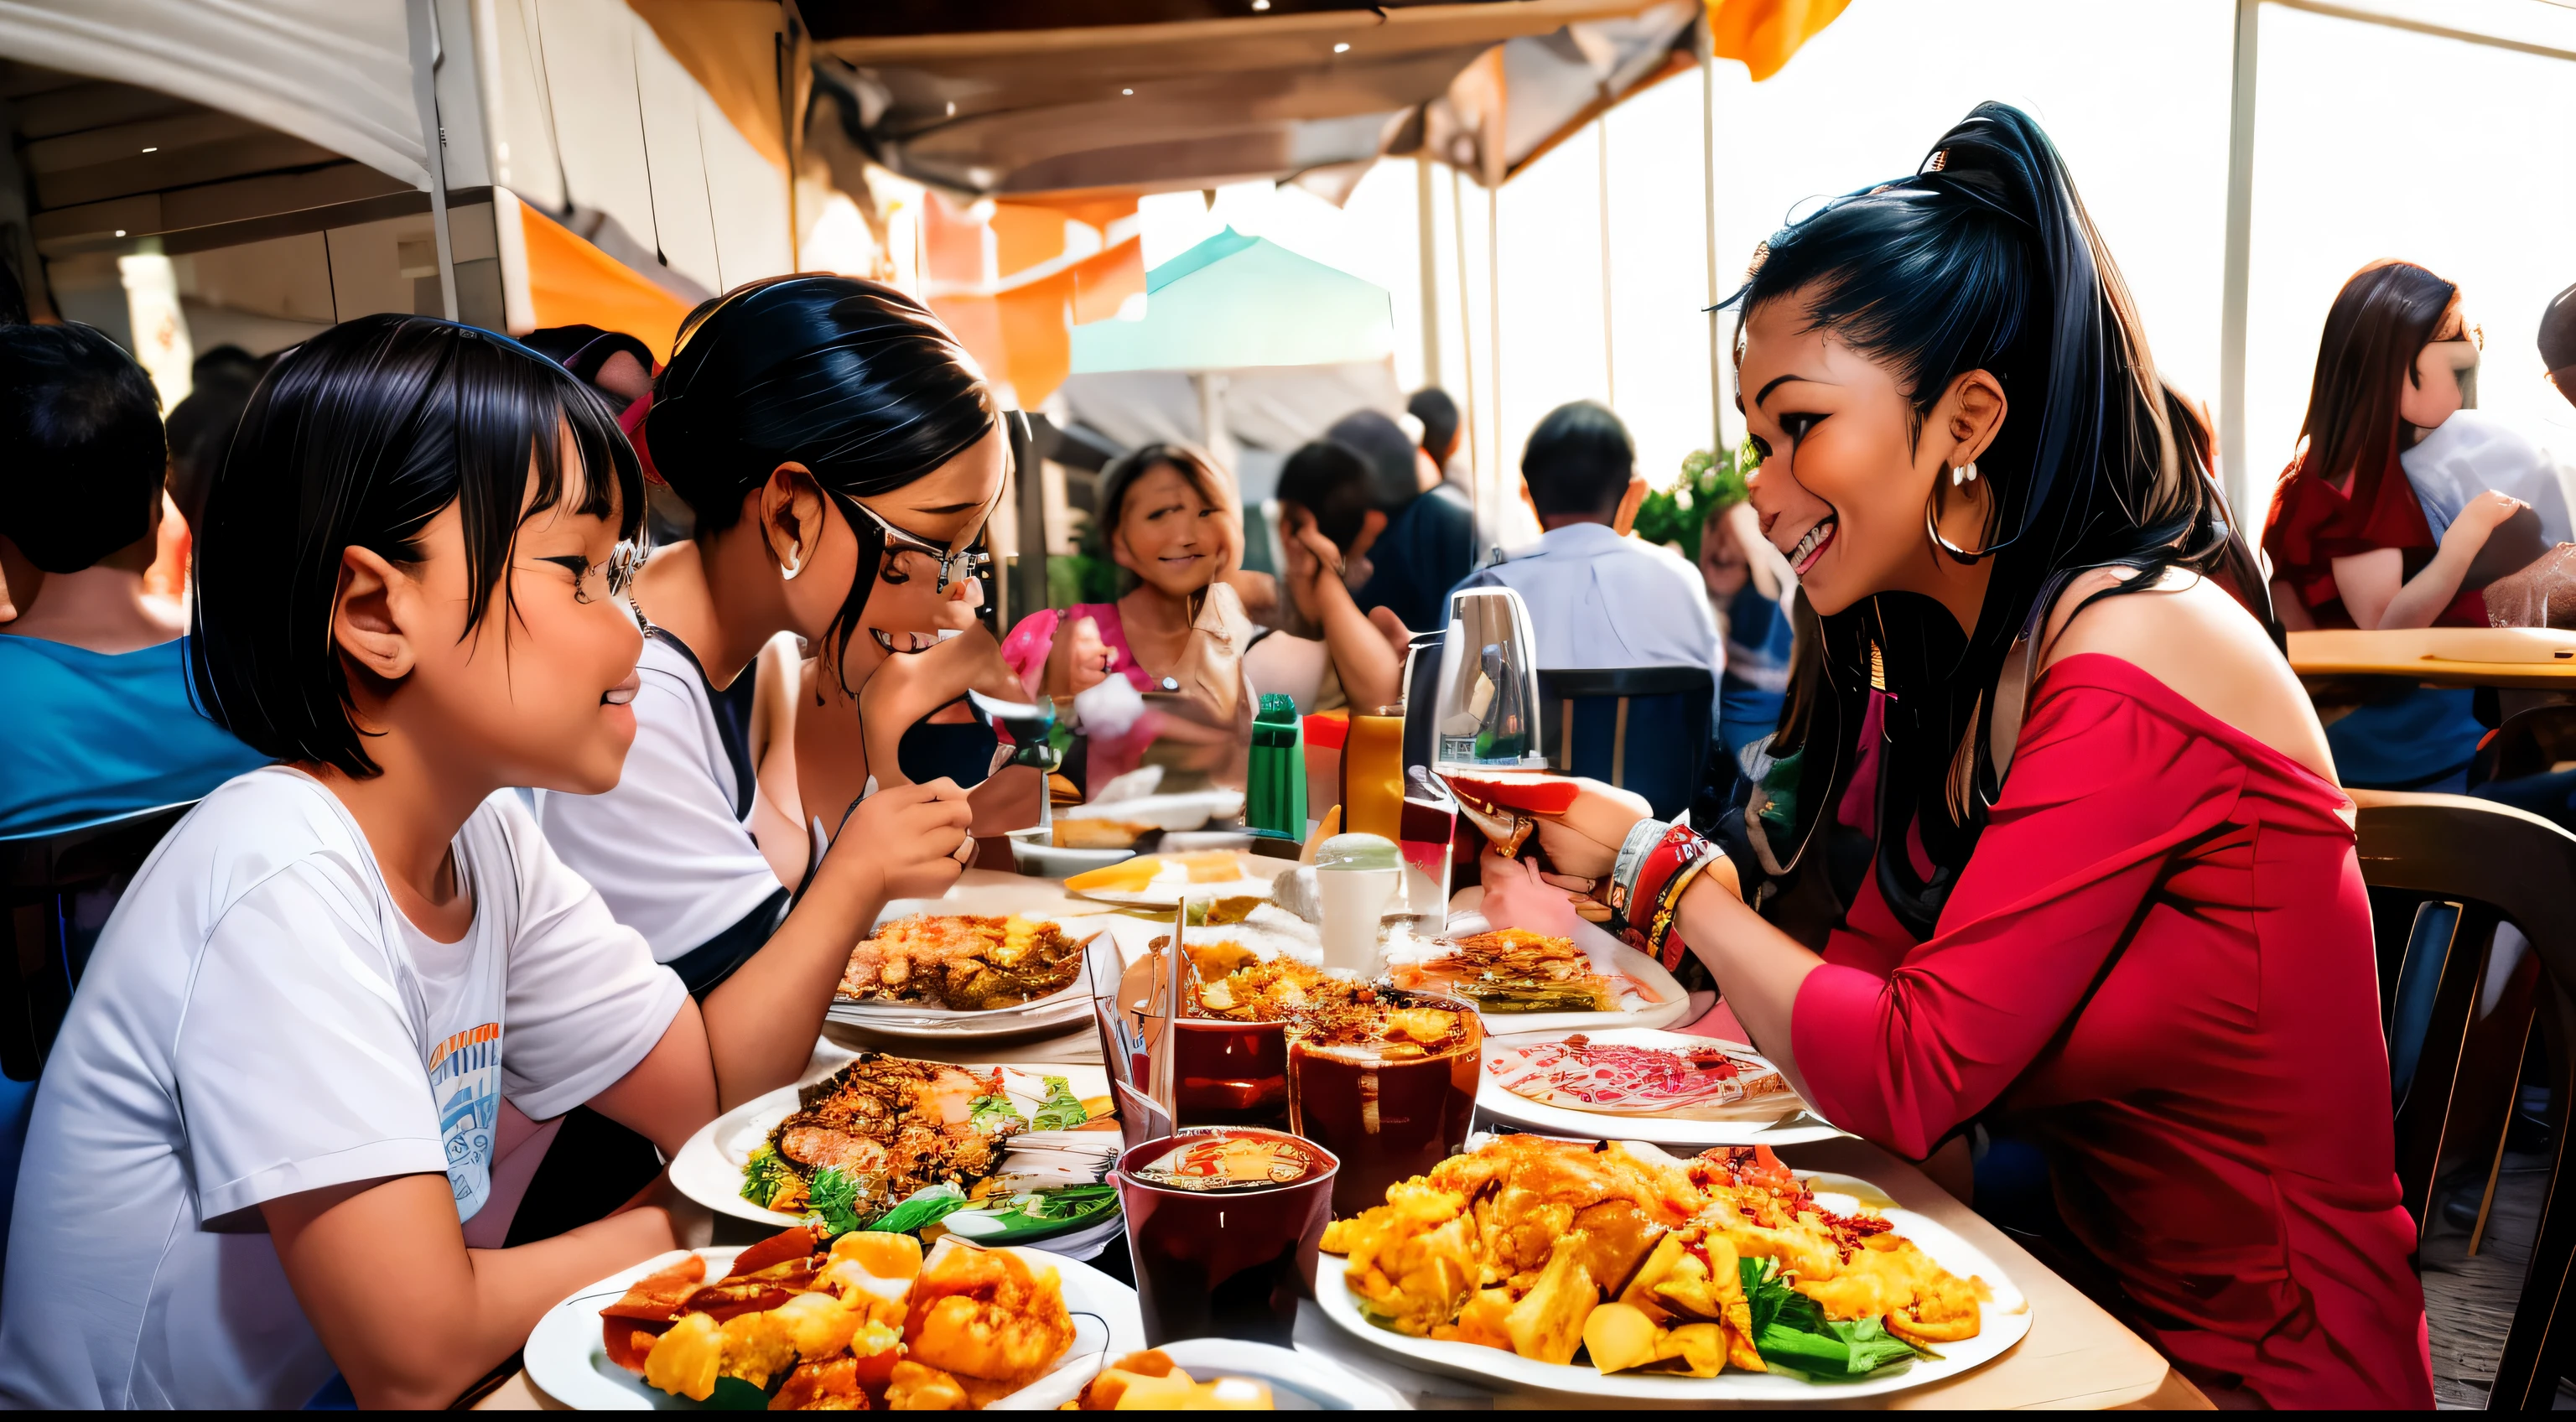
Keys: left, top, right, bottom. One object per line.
{"left": 1522, "top": 777, "right": 1658, "bottom": 882}
{"left": 2443, "top": 490, "right": 2527, "bottom": 554}
{"left": 1479, "top": 850, "right": 1588, "bottom": 939}
{"left": 859, "top": 625, "right": 1024, "bottom": 789}
{"left": 826, "top": 776, "right": 974, "bottom": 899}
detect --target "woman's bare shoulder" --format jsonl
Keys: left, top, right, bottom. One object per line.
{"left": 2039, "top": 568, "right": 2337, "bottom": 781}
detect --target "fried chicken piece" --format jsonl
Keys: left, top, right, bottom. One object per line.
{"left": 1324, "top": 1177, "right": 1482, "bottom": 1336}
{"left": 770, "top": 1356, "right": 870, "bottom": 1411}
{"left": 901, "top": 1240, "right": 1075, "bottom": 1392}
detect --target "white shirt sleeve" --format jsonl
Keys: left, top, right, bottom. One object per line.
{"left": 538, "top": 653, "right": 782, "bottom": 962}
{"left": 490, "top": 797, "right": 688, "bottom": 1120}
{"left": 174, "top": 862, "right": 449, "bottom": 1223}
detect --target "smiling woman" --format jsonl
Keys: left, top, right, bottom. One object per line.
{"left": 1000, "top": 443, "right": 1257, "bottom": 791}
{"left": 1477, "top": 103, "right": 2432, "bottom": 1409}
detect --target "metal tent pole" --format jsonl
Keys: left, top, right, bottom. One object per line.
{"left": 2219, "top": 0, "right": 2262, "bottom": 520}
{"left": 406, "top": 0, "right": 458, "bottom": 320}
{"left": 1416, "top": 158, "right": 1442, "bottom": 388}
{"left": 1598, "top": 117, "right": 1615, "bottom": 410}
{"left": 1700, "top": 18, "right": 1724, "bottom": 457}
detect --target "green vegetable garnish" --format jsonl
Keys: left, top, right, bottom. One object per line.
{"left": 969, "top": 1093, "right": 1026, "bottom": 1133}
{"left": 1738, "top": 1257, "right": 1927, "bottom": 1380}
{"left": 803, "top": 1167, "right": 867, "bottom": 1238}
{"left": 1030, "top": 1075, "right": 1088, "bottom": 1131}
{"left": 869, "top": 1183, "right": 969, "bottom": 1235}
{"left": 740, "top": 1144, "right": 786, "bottom": 1208}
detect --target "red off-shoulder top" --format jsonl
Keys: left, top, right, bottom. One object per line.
{"left": 1790, "top": 654, "right": 2433, "bottom": 1409}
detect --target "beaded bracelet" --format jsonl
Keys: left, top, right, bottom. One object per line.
{"left": 1608, "top": 818, "right": 1721, "bottom": 969}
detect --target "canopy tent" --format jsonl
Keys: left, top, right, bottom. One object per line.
{"left": 1072, "top": 228, "right": 1395, "bottom": 375}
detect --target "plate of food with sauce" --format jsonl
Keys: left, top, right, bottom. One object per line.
{"left": 1475, "top": 1027, "right": 1844, "bottom": 1147}
{"left": 526, "top": 1227, "right": 1141, "bottom": 1409}
{"left": 1385, "top": 918, "right": 1688, "bottom": 1035}
{"left": 825, "top": 911, "right": 1101, "bottom": 1041}
{"left": 1311, "top": 1135, "right": 2028, "bottom": 1401}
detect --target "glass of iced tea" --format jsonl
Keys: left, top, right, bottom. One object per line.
{"left": 1285, "top": 986, "right": 1483, "bottom": 1218}
{"left": 1114, "top": 1128, "right": 1339, "bottom": 1346}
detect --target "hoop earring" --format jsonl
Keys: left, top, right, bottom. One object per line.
{"left": 1925, "top": 490, "right": 1988, "bottom": 563}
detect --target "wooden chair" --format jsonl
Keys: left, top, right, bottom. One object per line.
{"left": 0, "top": 802, "right": 195, "bottom": 1081}
{"left": 1535, "top": 666, "right": 1713, "bottom": 822}
{"left": 2352, "top": 789, "right": 2576, "bottom": 1409}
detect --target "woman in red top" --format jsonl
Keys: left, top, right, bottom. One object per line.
{"left": 2263, "top": 260, "right": 2516, "bottom": 633}
{"left": 1484, "top": 104, "right": 2431, "bottom": 1408}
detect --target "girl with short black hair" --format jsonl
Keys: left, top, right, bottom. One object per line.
{"left": 0, "top": 314, "right": 969, "bottom": 1409}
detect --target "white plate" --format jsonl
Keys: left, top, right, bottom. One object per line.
{"left": 672, "top": 1062, "right": 1118, "bottom": 1231}
{"left": 1311, "top": 1169, "right": 2029, "bottom": 1402}
{"left": 1134, "top": 1339, "right": 1411, "bottom": 1409}
{"left": 1007, "top": 828, "right": 1136, "bottom": 880}
{"left": 1410, "top": 914, "right": 1689, "bottom": 1035}
{"left": 828, "top": 920, "right": 1103, "bottom": 1042}
{"left": 1067, "top": 852, "right": 1285, "bottom": 907}
{"left": 525, "top": 1243, "right": 1142, "bottom": 1409}
{"left": 1474, "top": 1028, "right": 1846, "bottom": 1148}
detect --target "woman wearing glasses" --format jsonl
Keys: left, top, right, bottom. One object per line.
{"left": 524, "top": 277, "right": 1010, "bottom": 1234}
{"left": 2261, "top": 262, "right": 2525, "bottom": 791}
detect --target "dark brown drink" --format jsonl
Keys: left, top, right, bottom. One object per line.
{"left": 1285, "top": 988, "right": 1483, "bottom": 1218}
{"left": 1114, "top": 1129, "right": 1339, "bottom": 1346}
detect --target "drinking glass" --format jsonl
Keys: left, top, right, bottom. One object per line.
{"left": 1341, "top": 704, "right": 1406, "bottom": 841}
{"left": 1114, "top": 1128, "right": 1339, "bottom": 1346}
{"left": 1286, "top": 990, "right": 1484, "bottom": 1219}
{"left": 1428, "top": 587, "right": 1548, "bottom": 774}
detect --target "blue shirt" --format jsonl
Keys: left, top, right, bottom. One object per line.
{"left": 1353, "top": 482, "right": 1479, "bottom": 635}
{"left": 0, "top": 636, "right": 267, "bottom": 838}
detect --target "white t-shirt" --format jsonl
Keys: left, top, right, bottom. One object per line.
{"left": 1450, "top": 522, "right": 1726, "bottom": 714}
{"left": 539, "top": 632, "right": 783, "bottom": 963}
{"left": 0, "top": 767, "right": 686, "bottom": 1409}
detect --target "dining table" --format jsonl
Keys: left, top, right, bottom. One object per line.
{"left": 2288, "top": 626, "right": 2576, "bottom": 690}
{"left": 473, "top": 864, "right": 2210, "bottom": 1412}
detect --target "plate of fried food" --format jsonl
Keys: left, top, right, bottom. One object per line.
{"left": 1386, "top": 921, "right": 1688, "bottom": 1035}
{"left": 1477, "top": 1028, "right": 1845, "bottom": 1147}
{"left": 1062, "top": 849, "right": 1281, "bottom": 909}
{"left": 671, "top": 1054, "right": 1127, "bottom": 1258}
{"left": 1312, "top": 1134, "right": 2027, "bottom": 1401}
{"left": 527, "top": 1227, "right": 1141, "bottom": 1409}
{"left": 828, "top": 912, "right": 1100, "bottom": 1041}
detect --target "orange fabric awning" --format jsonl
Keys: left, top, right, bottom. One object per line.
{"left": 1708, "top": 0, "right": 1851, "bottom": 82}
{"left": 518, "top": 205, "right": 694, "bottom": 363}
{"left": 922, "top": 194, "right": 1144, "bottom": 407}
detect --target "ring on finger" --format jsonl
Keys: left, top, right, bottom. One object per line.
{"left": 952, "top": 833, "right": 976, "bottom": 864}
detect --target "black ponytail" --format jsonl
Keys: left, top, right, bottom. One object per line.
{"left": 1729, "top": 102, "right": 2267, "bottom": 939}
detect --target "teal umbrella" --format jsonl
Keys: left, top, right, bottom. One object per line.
{"left": 1070, "top": 228, "right": 1394, "bottom": 374}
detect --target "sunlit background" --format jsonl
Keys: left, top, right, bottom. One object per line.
{"left": 1131, "top": 0, "right": 2576, "bottom": 549}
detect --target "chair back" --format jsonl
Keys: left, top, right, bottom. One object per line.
{"left": 2352, "top": 789, "right": 2576, "bottom": 1409}
{"left": 0, "top": 802, "right": 195, "bottom": 1082}
{"left": 1536, "top": 667, "right": 1713, "bottom": 822}
{"left": 2470, "top": 703, "right": 2576, "bottom": 789}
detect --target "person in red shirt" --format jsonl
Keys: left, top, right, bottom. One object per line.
{"left": 1481, "top": 101, "right": 2431, "bottom": 1409}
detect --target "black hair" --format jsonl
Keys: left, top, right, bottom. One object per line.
{"left": 190, "top": 314, "right": 643, "bottom": 778}
{"left": 1276, "top": 439, "right": 1377, "bottom": 552}
{"left": 165, "top": 363, "right": 264, "bottom": 536}
{"left": 646, "top": 276, "right": 995, "bottom": 684}
{"left": 522, "top": 324, "right": 657, "bottom": 393}
{"left": 191, "top": 344, "right": 262, "bottom": 389}
{"left": 0, "top": 252, "right": 25, "bottom": 326}
{"left": 1521, "top": 400, "right": 1634, "bottom": 518}
{"left": 1727, "top": 101, "right": 2263, "bottom": 940}
{"left": 0, "top": 322, "right": 166, "bottom": 573}
{"left": 2542, "top": 279, "right": 2576, "bottom": 373}
{"left": 1325, "top": 409, "right": 1423, "bottom": 511}
{"left": 1407, "top": 387, "right": 1460, "bottom": 461}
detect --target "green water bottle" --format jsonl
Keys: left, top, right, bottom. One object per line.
{"left": 1248, "top": 693, "right": 1306, "bottom": 841}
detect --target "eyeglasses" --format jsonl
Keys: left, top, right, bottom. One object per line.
{"left": 568, "top": 541, "right": 647, "bottom": 605}
{"left": 849, "top": 496, "right": 995, "bottom": 594}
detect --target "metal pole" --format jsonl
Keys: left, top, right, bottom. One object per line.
{"left": 1699, "top": 18, "right": 1724, "bottom": 457}
{"left": 1598, "top": 117, "right": 1615, "bottom": 410}
{"left": 406, "top": 0, "right": 458, "bottom": 320}
{"left": 2220, "top": 0, "right": 2262, "bottom": 520}
{"left": 1488, "top": 181, "right": 1503, "bottom": 550}
{"left": 1006, "top": 411, "right": 1046, "bottom": 626}
{"left": 1416, "top": 158, "right": 1442, "bottom": 389}
{"left": 1453, "top": 165, "right": 1480, "bottom": 496}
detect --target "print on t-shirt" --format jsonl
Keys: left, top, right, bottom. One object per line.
{"left": 428, "top": 1021, "right": 503, "bottom": 1220}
